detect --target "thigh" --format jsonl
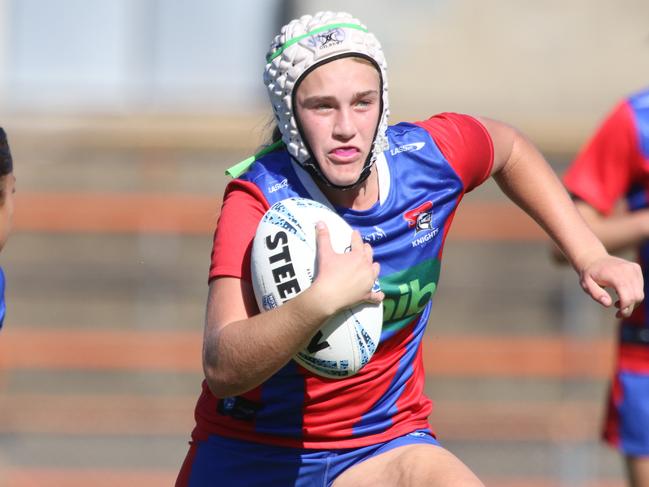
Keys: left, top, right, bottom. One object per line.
{"left": 332, "top": 442, "right": 484, "bottom": 487}
{"left": 626, "top": 456, "right": 649, "bottom": 487}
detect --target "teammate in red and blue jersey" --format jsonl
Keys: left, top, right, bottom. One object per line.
{"left": 0, "top": 128, "right": 16, "bottom": 330}
{"left": 177, "top": 11, "right": 644, "bottom": 487}
{"left": 562, "top": 89, "right": 649, "bottom": 487}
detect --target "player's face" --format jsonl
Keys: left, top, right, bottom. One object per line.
{"left": 0, "top": 173, "right": 16, "bottom": 251}
{"left": 295, "top": 57, "right": 381, "bottom": 187}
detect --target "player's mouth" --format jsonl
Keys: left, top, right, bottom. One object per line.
{"left": 328, "top": 146, "right": 361, "bottom": 163}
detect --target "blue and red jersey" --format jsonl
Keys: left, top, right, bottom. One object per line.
{"left": 191, "top": 113, "right": 493, "bottom": 448}
{"left": 564, "top": 88, "right": 649, "bottom": 372}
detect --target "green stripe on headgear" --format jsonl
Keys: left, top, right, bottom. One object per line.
{"left": 266, "top": 23, "right": 369, "bottom": 62}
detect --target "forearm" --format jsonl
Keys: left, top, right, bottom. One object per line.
{"left": 493, "top": 130, "right": 608, "bottom": 272}
{"left": 481, "top": 117, "right": 643, "bottom": 316}
{"left": 204, "top": 224, "right": 382, "bottom": 396}
{"left": 203, "top": 283, "right": 332, "bottom": 397}
{"left": 574, "top": 202, "right": 649, "bottom": 254}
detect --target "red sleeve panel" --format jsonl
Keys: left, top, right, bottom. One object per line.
{"left": 209, "top": 179, "right": 270, "bottom": 283}
{"left": 564, "top": 101, "right": 641, "bottom": 215}
{"left": 414, "top": 112, "right": 494, "bottom": 193}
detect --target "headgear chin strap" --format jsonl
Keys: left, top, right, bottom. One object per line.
{"left": 300, "top": 147, "right": 375, "bottom": 191}
{"left": 264, "top": 11, "right": 389, "bottom": 190}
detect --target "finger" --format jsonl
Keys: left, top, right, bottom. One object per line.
{"left": 616, "top": 304, "right": 635, "bottom": 319}
{"left": 615, "top": 296, "right": 639, "bottom": 319}
{"left": 372, "top": 262, "right": 381, "bottom": 280}
{"left": 364, "top": 242, "right": 374, "bottom": 261}
{"left": 350, "top": 230, "right": 363, "bottom": 250}
{"left": 581, "top": 274, "right": 612, "bottom": 307}
{"left": 315, "top": 221, "right": 334, "bottom": 258}
{"left": 613, "top": 298, "right": 629, "bottom": 316}
{"left": 614, "top": 280, "right": 642, "bottom": 313}
{"left": 366, "top": 290, "right": 385, "bottom": 304}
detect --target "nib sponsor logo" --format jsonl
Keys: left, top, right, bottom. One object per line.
{"left": 379, "top": 259, "right": 441, "bottom": 324}
{"left": 383, "top": 278, "right": 437, "bottom": 322}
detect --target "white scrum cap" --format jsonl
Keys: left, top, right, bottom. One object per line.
{"left": 263, "top": 11, "right": 389, "bottom": 187}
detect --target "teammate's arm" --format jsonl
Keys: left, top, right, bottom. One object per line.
{"left": 551, "top": 100, "right": 649, "bottom": 256}
{"left": 571, "top": 201, "right": 649, "bottom": 253}
{"left": 478, "top": 116, "right": 644, "bottom": 318}
{"left": 549, "top": 202, "right": 649, "bottom": 263}
{"left": 203, "top": 225, "right": 381, "bottom": 397}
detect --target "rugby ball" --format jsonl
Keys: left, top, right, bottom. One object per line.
{"left": 250, "top": 197, "right": 383, "bottom": 379}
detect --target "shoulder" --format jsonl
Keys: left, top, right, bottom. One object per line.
{"left": 240, "top": 148, "right": 293, "bottom": 184}
{"left": 628, "top": 87, "right": 649, "bottom": 107}
{"left": 393, "top": 113, "right": 491, "bottom": 161}
{"left": 586, "top": 96, "right": 639, "bottom": 146}
{"left": 389, "top": 112, "right": 486, "bottom": 140}
{"left": 389, "top": 113, "right": 493, "bottom": 192}
{"left": 415, "top": 111, "right": 484, "bottom": 127}
{"left": 626, "top": 89, "right": 649, "bottom": 140}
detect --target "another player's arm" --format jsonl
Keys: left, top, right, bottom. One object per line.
{"left": 565, "top": 201, "right": 649, "bottom": 254}
{"left": 550, "top": 101, "right": 649, "bottom": 258}
{"left": 550, "top": 202, "right": 649, "bottom": 263}
{"left": 478, "top": 116, "right": 644, "bottom": 318}
{"left": 203, "top": 226, "right": 382, "bottom": 398}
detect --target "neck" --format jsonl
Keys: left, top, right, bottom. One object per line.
{"left": 318, "top": 167, "right": 379, "bottom": 211}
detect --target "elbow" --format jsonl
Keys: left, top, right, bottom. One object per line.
{"left": 203, "top": 361, "right": 250, "bottom": 398}
{"left": 204, "top": 365, "right": 238, "bottom": 398}
{"left": 202, "top": 326, "right": 249, "bottom": 397}
{"left": 202, "top": 326, "right": 266, "bottom": 397}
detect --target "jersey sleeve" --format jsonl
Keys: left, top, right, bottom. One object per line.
{"left": 563, "top": 101, "right": 641, "bottom": 215}
{"left": 208, "top": 179, "right": 269, "bottom": 283}
{"left": 414, "top": 112, "right": 494, "bottom": 192}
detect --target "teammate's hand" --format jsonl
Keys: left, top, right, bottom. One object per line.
{"left": 580, "top": 255, "right": 644, "bottom": 318}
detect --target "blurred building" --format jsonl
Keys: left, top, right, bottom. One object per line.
{"left": 0, "top": 0, "right": 279, "bottom": 114}
{"left": 0, "top": 0, "right": 648, "bottom": 151}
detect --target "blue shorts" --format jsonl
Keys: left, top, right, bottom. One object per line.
{"left": 177, "top": 429, "right": 440, "bottom": 487}
{"left": 604, "top": 370, "right": 649, "bottom": 456}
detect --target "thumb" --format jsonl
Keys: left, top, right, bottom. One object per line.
{"left": 315, "top": 221, "right": 334, "bottom": 258}
{"left": 581, "top": 273, "right": 613, "bottom": 307}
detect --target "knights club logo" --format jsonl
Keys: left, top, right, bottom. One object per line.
{"left": 404, "top": 201, "right": 439, "bottom": 248}
{"left": 403, "top": 201, "right": 434, "bottom": 234}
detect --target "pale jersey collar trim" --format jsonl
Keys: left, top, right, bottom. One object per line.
{"left": 376, "top": 151, "right": 390, "bottom": 205}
